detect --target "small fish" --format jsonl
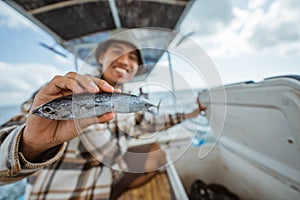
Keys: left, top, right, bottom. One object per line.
{"left": 32, "top": 92, "right": 158, "bottom": 120}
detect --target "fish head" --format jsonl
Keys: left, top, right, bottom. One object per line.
{"left": 32, "top": 102, "right": 73, "bottom": 120}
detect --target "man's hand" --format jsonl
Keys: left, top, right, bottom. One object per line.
{"left": 184, "top": 97, "right": 207, "bottom": 119}
{"left": 21, "top": 72, "right": 118, "bottom": 162}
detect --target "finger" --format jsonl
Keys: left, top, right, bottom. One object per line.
{"left": 90, "top": 77, "right": 115, "bottom": 93}
{"left": 77, "top": 112, "right": 115, "bottom": 130}
{"left": 196, "top": 98, "right": 201, "bottom": 108}
{"left": 96, "top": 112, "right": 115, "bottom": 123}
{"left": 51, "top": 75, "right": 85, "bottom": 94}
{"left": 40, "top": 75, "right": 78, "bottom": 95}
{"left": 114, "top": 88, "right": 122, "bottom": 93}
{"left": 64, "top": 71, "right": 78, "bottom": 79}
{"left": 66, "top": 72, "right": 115, "bottom": 93}
{"left": 197, "top": 99, "right": 207, "bottom": 112}
{"left": 68, "top": 73, "right": 101, "bottom": 93}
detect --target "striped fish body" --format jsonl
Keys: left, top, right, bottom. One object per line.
{"left": 32, "top": 92, "right": 156, "bottom": 120}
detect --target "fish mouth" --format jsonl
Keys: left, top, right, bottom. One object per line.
{"left": 32, "top": 107, "right": 40, "bottom": 115}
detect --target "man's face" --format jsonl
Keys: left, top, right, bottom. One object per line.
{"left": 98, "top": 42, "right": 139, "bottom": 86}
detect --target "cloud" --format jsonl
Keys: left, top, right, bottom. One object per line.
{"left": 0, "top": 1, "right": 39, "bottom": 31}
{"left": 0, "top": 61, "right": 63, "bottom": 106}
{"left": 248, "top": 0, "right": 269, "bottom": 10}
{"left": 248, "top": 0, "right": 300, "bottom": 52}
{"left": 180, "top": 0, "right": 234, "bottom": 35}
{"left": 182, "top": 0, "right": 300, "bottom": 58}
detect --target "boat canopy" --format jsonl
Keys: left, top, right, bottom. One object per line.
{"left": 4, "top": 0, "right": 193, "bottom": 81}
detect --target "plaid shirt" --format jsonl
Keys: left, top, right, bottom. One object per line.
{"left": 0, "top": 92, "right": 184, "bottom": 199}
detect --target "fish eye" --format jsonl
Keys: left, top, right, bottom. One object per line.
{"left": 42, "top": 106, "right": 55, "bottom": 114}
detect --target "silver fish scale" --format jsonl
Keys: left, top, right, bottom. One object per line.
{"left": 32, "top": 92, "right": 156, "bottom": 120}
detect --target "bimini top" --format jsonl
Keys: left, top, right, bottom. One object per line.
{"left": 4, "top": 0, "right": 193, "bottom": 81}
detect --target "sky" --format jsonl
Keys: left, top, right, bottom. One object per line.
{"left": 0, "top": 0, "right": 300, "bottom": 107}
{"left": 177, "top": 0, "right": 300, "bottom": 84}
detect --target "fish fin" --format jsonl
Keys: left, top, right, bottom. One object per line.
{"left": 146, "top": 100, "right": 161, "bottom": 115}
{"left": 155, "top": 99, "right": 162, "bottom": 115}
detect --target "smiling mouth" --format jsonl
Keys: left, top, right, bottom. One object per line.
{"left": 115, "top": 67, "right": 128, "bottom": 76}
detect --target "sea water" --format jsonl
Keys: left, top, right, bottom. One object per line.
{"left": 0, "top": 105, "right": 20, "bottom": 125}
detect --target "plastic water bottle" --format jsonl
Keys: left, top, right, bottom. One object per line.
{"left": 192, "top": 116, "right": 209, "bottom": 146}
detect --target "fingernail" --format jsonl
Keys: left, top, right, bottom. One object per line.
{"left": 103, "top": 82, "right": 113, "bottom": 90}
{"left": 89, "top": 82, "right": 99, "bottom": 91}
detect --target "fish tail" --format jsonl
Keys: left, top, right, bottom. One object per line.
{"left": 156, "top": 99, "right": 162, "bottom": 112}
{"left": 150, "top": 99, "right": 161, "bottom": 115}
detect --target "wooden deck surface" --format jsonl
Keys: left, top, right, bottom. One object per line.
{"left": 118, "top": 172, "right": 174, "bottom": 200}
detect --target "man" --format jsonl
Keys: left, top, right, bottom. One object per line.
{"left": 0, "top": 30, "right": 206, "bottom": 199}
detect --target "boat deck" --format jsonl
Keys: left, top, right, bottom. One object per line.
{"left": 118, "top": 172, "right": 175, "bottom": 200}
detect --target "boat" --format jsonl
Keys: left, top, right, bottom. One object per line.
{"left": 166, "top": 75, "right": 300, "bottom": 199}
{"left": 1, "top": 0, "right": 300, "bottom": 199}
